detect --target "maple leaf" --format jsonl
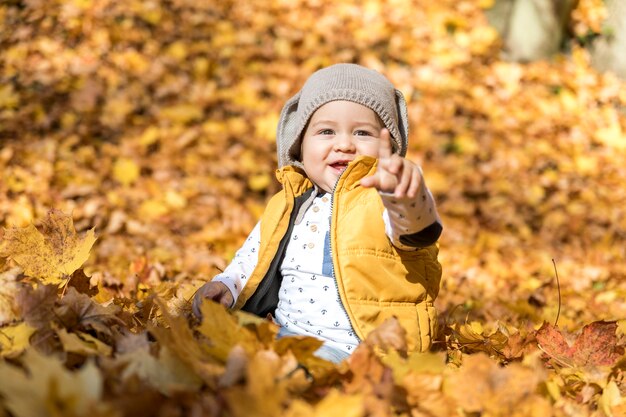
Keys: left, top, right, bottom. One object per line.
{"left": 195, "top": 299, "right": 262, "bottom": 362}
{"left": 536, "top": 321, "right": 624, "bottom": 368}
{"left": 0, "top": 348, "right": 112, "bottom": 417}
{"left": 362, "top": 316, "right": 408, "bottom": 355}
{"left": 223, "top": 350, "right": 292, "bottom": 417}
{"left": 0, "top": 210, "right": 96, "bottom": 285}
{"left": 15, "top": 284, "right": 57, "bottom": 329}
{"left": 55, "top": 326, "right": 113, "bottom": 357}
{"left": 115, "top": 345, "right": 203, "bottom": 395}
{"left": 450, "top": 320, "right": 509, "bottom": 357}
{"left": 55, "top": 287, "right": 123, "bottom": 338}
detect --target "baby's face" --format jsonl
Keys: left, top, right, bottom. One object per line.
{"left": 301, "top": 100, "right": 383, "bottom": 193}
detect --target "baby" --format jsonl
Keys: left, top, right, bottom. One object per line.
{"left": 193, "top": 63, "right": 442, "bottom": 363}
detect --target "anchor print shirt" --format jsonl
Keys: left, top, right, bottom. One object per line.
{"left": 213, "top": 170, "right": 440, "bottom": 354}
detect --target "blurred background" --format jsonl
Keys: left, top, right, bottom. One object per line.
{"left": 1, "top": 0, "right": 625, "bottom": 331}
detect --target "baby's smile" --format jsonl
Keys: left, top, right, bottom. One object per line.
{"left": 329, "top": 160, "right": 351, "bottom": 173}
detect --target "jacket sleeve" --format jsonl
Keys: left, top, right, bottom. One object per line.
{"left": 212, "top": 221, "right": 261, "bottom": 306}
{"left": 380, "top": 166, "right": 442, "bottom": 250}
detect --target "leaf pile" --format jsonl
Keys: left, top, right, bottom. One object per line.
{"left": 0, "top": 214, "right": 624, "bottom": 416}
{"left": 2, "top": 0, "right": 626, "bottom": 415}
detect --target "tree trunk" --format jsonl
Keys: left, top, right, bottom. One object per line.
{"left": 486, "top": 0, "right": 578, "bottom": 62}
{"left": 591, "top": 0, "right": 626, "bottom": 79}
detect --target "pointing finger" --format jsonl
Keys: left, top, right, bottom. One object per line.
{"left": 378, "top": 128, "right": 393, "bottom": 161}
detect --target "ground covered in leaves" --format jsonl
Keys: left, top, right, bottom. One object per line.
{"left": 1, "top": 0, "right": 626, "bottom": 416}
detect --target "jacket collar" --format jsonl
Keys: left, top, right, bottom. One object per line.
{"left": 276, "top": 155, "right": 378, "bottom": 196}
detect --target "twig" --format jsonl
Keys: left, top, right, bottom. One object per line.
{"left": 552, "top": 258, "right": 561, "bottom": 327}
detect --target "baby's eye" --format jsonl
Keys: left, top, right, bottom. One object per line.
{"left": 319, "top": 129, "right": 334, "bottom": 135}
{"left": 354, "top": 130, "right": 373, "bottom": 136}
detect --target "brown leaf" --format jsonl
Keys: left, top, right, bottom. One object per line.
{"left": 15, "top": 284, "right": 57, "bottom": 329}
{"left": 55, "top": 287, "right": 123, "bottom": 338}
{"left": 1, "top": 209, "right": 96, "bottom": 284}
{"left": 571, "top": 321, "right": 624, "bottom": 367}
{"left": 536, "top": 321, "right": 624, "bottom": 368}
{"left": 67, "top": 269, "right": 98, "bottom": 297}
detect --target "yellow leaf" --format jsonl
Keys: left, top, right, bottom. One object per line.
{"left": 595, "top": 121, "right": 626, "bottom": 150}
{"left": 138, "top": 126, "right": 160, "bottom": 147}
{"left": 309, "top": 389, "right": 365, "bottom": 417}
{"left": 255, "top": 112, "right": 280, "bottom": 142}
{"left": 166, "top": 41, "right": 188, "bottom": 61}
{"left": 117, "top": 346, "right": 202, "bottom": 395}
{"left": 165, "top": 190, "right": 187, "bottom": 209}
{"left": 113, "top": 157, "right": 140, "bottom": 186}
{"left": 0, "top": 349, "right": 107, "bottom": 417}
{"left": 138, "top": 199, "right": 170, "bottom": 219}
{"left": 248, "top": 173, "right": 271, "bottom": 191}
{"left": 599, "top": 380, "right": 622, "bottom": 417}
{"left": 0, "top": 322, "right": 36, "bottom": 358}
{"left": 0, "top": 267, "right": 23, "bottom": 325}
{"left": 55, "top": 327, "right": 113, "bottom": 356}
{"left": 224, "top": 350, "right": 292, "bottom": 417}
{"left": 1, "top": 210, "right": 97, "bottom": 284}
{"left": 197, "top": 300, "right": 261, "bottom": 361}
{"left": 160, "top": 104, "right": 203, "bottom": 124}
{"left": 382, "top": 350, "right": 446, "bottom": 381}
{"left": 0, "top": 84, "right": 19, "bottom": 109}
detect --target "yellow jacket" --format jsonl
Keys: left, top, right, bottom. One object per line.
{"left": 235, "top": 156, "right": 442, "bottom": 352}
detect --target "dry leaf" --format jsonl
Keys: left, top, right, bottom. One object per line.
{"left": 0, "top": 349, "right": 110, "bottom": 417}
{"left": 1, "top": 210, "right": 96, "bottom": 285}
{"left": 0, "top": 322, "right": 36, "bottom": 358}
{"left": 536, "top": 321, "right": 625, "bottom": 368}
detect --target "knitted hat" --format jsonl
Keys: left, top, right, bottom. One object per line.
{"left": 276, "top": 63, "right": 409, "bottom": 168}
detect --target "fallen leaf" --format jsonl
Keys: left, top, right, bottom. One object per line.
{"left": 1, "top": 210, "right": 96, "bottom": 285}
{"left": 0, "top": 267, "right": 24, "bottom": 325}
{"left": 536, "top": 321, "right": 625, "bottom": 368}
{"left": 116, "top": 345, "right": 203, "bottom": 395}
{"left": 0, "top": 322, "right": 36, "bottom": 358}
{"left": 195, "top": 299, "right": 262, "bottom": 362}
{"left": 445, "top": 353, "right": 551, "bottom": 416}
{"left": 15, "top": 284, "right": 57, "bottom": 329}
{"left": 55, "top": 326, "right": 113, "bottom": 357}
{"left": 0, "top": 349, "right": 110, "bottom": 417}
{"left": 55, "top": 287, "right": 123, "bottom": 338}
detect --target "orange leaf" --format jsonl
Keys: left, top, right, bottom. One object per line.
{"left": 536, "top": 321, "right": 624, "bottom": 367}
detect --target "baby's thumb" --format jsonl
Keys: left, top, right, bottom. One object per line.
{"left": 360, "top": 174, "right": 379, "bottom": 189}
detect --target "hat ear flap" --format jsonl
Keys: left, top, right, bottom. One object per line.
{"left": 276, "top": 91, "right": 302, "bottom": 168}
{"left": 395, "top": 89, "right": 409, "bottom": 157}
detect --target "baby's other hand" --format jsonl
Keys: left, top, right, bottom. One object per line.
{"left": 192, "top": 281, "right": 234, "bottom": 319}
{"left": 360, "top": 128, "right": 423, "bottom": 198}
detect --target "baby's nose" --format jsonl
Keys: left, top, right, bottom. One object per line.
{"left": 333, "top": 134, "right": 356, "bottom": 151}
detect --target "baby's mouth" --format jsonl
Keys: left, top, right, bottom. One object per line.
{"left": 329, "top": 161, "right": 350, "bottom": 172}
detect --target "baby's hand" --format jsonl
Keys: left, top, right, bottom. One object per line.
{"left": 360, "top": 128, "right": 422, "bottom": 198}
{"left": 192, "top": 281, "right": 234, "bottom": 319}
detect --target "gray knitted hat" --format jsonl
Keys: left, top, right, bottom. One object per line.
{"left": 276, "top": 63, "right": 409, "bottom": 168}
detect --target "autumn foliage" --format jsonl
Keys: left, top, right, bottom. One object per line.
{"left": 1, "top": 0, "right": 626, "bottom": 416}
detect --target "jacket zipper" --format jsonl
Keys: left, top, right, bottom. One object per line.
{"left": 329, "top": 169, "right": 362, "bottom": 343}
